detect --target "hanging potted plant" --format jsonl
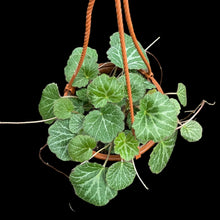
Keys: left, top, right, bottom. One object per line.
{"left": 0, "top": 0, "right": 214, "bottom": 207}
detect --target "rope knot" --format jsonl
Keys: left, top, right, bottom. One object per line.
{"left": 148, "top": 71, "right": 154, "bottom": 78}
{"left": 139, "top": 69, "right": 154, "bottom": 79}
{"left": 64, "top": 84, "right": 75, "bottom": 96}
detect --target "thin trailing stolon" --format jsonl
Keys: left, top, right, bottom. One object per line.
{"left": 0, "top": 0, "right": 215, "bottom": 207}
{"left": 0, "top": 117, "right": 57, "bottom": 125}
{"left": 39, "top": 143, "right": 69, "bottom": 179}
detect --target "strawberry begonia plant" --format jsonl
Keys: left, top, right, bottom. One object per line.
{"left": 38, "top": 32, "right": 206, "bottom": 206}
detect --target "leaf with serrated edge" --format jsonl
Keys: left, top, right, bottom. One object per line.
{"left": 177, "top": 83, "right": 187, "bottom": 107}
{"left": 133, "top": 92, "right": 178, "bottom": 143}
{"left": 114, "top": 132, "right": 139, "bottom": 161}
{"left": 149, "top": 131, "right": 178, "bottom": 174}
{"left": 87, "top": 74, "right": 124, "bottom": 108}
{"left": 106, "top": 161, "right": 136, "bottom": 190}
{"left": 47, "top": 119, "right": 75, "bottom": 161}
{"left": 180, "top": 120, "right": 202, "bottom": 142}
{"left": 73, "top": 58, "right": 99, "bottom": 88}
{"left": 64, "top": 47, "right": 99, "bottom": 88}
{"left": 66, "top": 47, "right": 98, "bottom": 61}
{"left": 39, "top": 83, "right": 60, "bottom": 124}
{"left": 107, "top": 32, "right": 149, "bottom": 70}
{"left": 83, "top": 103, "right": 124, "bottom": 143}
{"left": 68, "top": 135, "right": 96, "bottom": 162}
{"left": 53, "top": 97, "right": 74, "bottom": 119}
{"left": 69, "top": 162, "right": 117, "bottom": 206}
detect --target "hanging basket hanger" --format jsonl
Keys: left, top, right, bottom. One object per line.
{"left": 64, "top": 0, "right": 163, "bottom": 161}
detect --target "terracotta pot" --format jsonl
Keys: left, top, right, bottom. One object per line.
{"left": 66, "top": 62, "right": 163, "bottom": 161}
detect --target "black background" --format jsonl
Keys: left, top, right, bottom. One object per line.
{"left": 0, "top": 0, "right": 218, "bottom": 218}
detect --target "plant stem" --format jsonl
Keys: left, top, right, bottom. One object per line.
{"left": 103, "top": 143, "right": 113, "bottom": 167}
{"left": 165, "top": 92, "right": 177, "bottom": 95}
{"left": 176, "top": 100, "right": 215, "bottom": 130}
{"left": 116, "top": 69, "right": 124, "bottom": 78}
{"left": 132, "top": 159, "right": 149, "bottom": 190}
{"left": 0, "top": 117, "right": 57, "bottom": 125}
{"left": 111, "top": 66, "right": 118, "bottom": 77}
{"left": 81, "top": 144, "right": 111, "bottom": 165}
{"left": 145, "top": 36, "right": 161, "bottom": 51}
{"left": 98, "top": 62, "right": 112, "bottom": 70}
{"left": 39, "top": 143, "right": 69, "bottom": 179}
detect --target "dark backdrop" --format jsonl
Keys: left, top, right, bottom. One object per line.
{"left": 0, "top": 0, "right": 218, "bottom": 218}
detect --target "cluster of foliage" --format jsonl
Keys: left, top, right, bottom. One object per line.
{"left": 39, "top": 32, "right": 203, "bottom": 206}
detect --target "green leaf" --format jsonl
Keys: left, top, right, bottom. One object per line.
{"left": 74, "top": 47, "right": 98, "bottom": 61}
{"left": 180, "top": 120, "right": 202, "bottom": 142}
{"left": 143, "top": 79, "right": 157, "bottom": 90}
{"left": 106, "top": 161, "right": 136, "bottom": 190}
{"left": 69, "top": 162, "right": 118, "bottom": 206}
{"left": 69, "top": 97, "right": 85, "bottom": 114}
{"left": 83, "top": 103, "right": 125, "bottom": 143}
{"left": 47, "top": 119, "right": 75, "bottom": 161}
{"left": 133, "top": 92, "right": 178, "bottom": 143}
{"left": 76, "top": 88, "right": 89, "bottom": 102}
{"left": 170, "top": 98, "right": 181, "bottom": 115}
{"left": 177, "top": 83, "right": 187, "bottom": 107}
{"left": 87, "top": 74, "right": 124, "bottom": 108}
{"left": 64, "top": 47, "right": 99, "bottom": 88}
{"left": 69, "top": 113, "right": 85, "bottom": 134}
{"left": 149, "top": 131, "right": 178, "bottom": 174}
{"left": 38, "top": 83, "right": 60, "bottom": 124}
{"left": 126, "top": 106, "right": 139, "bottom": 129}
{"left": 68, "top": 135, "right": 96, "bottom": 162}
{"left": 53, "top": 97, "right": 74, "bottom": 119}
{"left": 147, "top": 88, "right": 157, "bottom": 94}
{"left": 118, "top": 72, "right": 155, "bottom": 102}
{"left": 114, "top": 132, "right": 139, "bottom": 161}
{"left": 107, "top": 32, "right": 149, "bottom": 70}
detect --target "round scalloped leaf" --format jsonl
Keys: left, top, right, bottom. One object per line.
{"left": 106, "top": 161, "right": 136, "bottom": 190}
{"left": 69, "top": 162, "right": 118, "bottom": 206}
{"left": 68, "top": 135, "right": 96, "bottom": 162}
{"left": 64, "top": 47, "right": 99, "bottom": 88}
{"left": 83, "top": 103, "right": 124, "bottom": 143}
{"left": 149, "top": 131, "right": 178, "bottom": 174}
{"left": 177, "top": 83, "right": 187, "bottom": 107}
{"left": 170, "top": 98, "right": 181, "bottom": 115}
{"left": 66, "top": 47, "right": 98, "bottom": 62}
{"left": 180, "top": 120, "right": 202, "bottom": 142}
{"left": 38, "top": 83, "right": 60, "bottom": 124}
{"left": 133, "top": 92, "right": 178, "bottom": 143}
{"left": 114, "top": 132, "right": 139, "bottom": 161}
{"left": 118, "top": 72, "right": 154, "bottom": 102}
{"left": 107, "top": 32, "right": 149, "bottom": 70}
{"left": 87, "top": 74, "right": 124, "bottom": 108}
{"left": 53, "top": 97, "right": 74, "bottom": 119}
{"left": 47, "top": 119, "right": 75, "bottom": 161}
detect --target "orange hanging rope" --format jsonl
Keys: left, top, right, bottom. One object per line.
{"left": 114, "top": 0, "right": 135, "bottom": 126}
{"left": 64, "top": 0, "right": 96, "bottom": 96}
{"left": 123, "top": 0, "right": 152, "bottom": 76}
{"left": 123, "top": 0, "right": 164, "bottom": 95}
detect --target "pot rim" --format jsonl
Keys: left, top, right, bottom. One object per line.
{"left": 64, "top": 62, "right": 163, "bottom": 161}
{"left": 92, "top": 140, "right": 155, "bottom": 161}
